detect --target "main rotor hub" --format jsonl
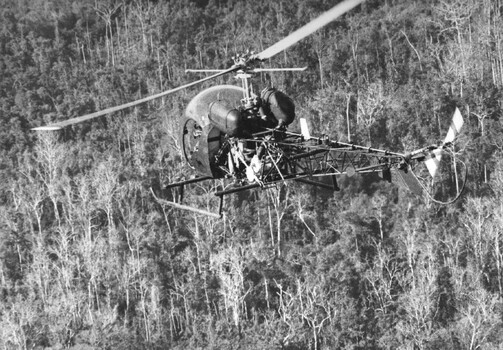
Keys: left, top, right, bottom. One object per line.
{"left": 232, "top": 51, "right": 259, "bottom": 71}
{"left": 231, "top": 54, "right": 259, "bottom": 108}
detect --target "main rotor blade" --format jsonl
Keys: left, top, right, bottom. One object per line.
{"left": 253, "top": 67, "right": 307, "bottom": 72}
{"left": 186, "top": 67, "right": 308, "bottom": 73}
{"left": 32, "top": 66, "right": 239, "bottom": 131}
{"left": 186, "top": 69, "right": 227, "bottom": 73}
{"left": 254, "top": 0, "right": 365, "bottom": 61}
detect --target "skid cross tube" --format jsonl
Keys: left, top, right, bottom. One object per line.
{"left": 165, "top": 176, "right": 212, "bottom": 189}
{"left": 151, "top": 188, "right": 223, "bottom": 218}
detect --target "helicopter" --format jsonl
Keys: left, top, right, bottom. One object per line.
{"left": 32, "top": 0, "right": 466, "bottom": 218}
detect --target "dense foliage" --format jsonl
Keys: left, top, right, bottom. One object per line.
{"left": 1, "top": 0, "right": 503, "bottom": 349}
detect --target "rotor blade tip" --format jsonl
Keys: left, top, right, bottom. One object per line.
{"left": 32, "top": 126, "right": 63, "bottom": 131}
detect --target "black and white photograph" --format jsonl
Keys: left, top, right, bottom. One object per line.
{"left": 0, "top": 0, "right": 501, "bottom": 348}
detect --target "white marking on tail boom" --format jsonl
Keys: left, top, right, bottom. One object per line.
{"left": 300, "top": 118, "right": 311, "bottom": 140}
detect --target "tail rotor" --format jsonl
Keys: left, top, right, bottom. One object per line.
{"left": 398, "top": 107, "right": 466, "bottom": 204}
{"left": 424, "top": 107, "right": 464, "bottom": 179}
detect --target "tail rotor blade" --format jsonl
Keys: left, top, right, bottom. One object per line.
{"left": 32, "top": 66, "right": 239, "bottom": 131}
{"left": 254, "top": 0, "right": 364, "bottom": 61}
{"left": 424, "top": 149, "right": 443, "bottom": 178}
{"left": 443, "top": 107, "right": 464, "bottom": 145}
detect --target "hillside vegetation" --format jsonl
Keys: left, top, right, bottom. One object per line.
{"left": 1, "top": 0, "right": 503, "bottom": 349}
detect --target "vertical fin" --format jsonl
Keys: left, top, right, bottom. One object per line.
{"left": 391, "top": 166, "right": 425, "bottom": 196}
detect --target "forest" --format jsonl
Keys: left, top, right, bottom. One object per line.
{"left": 1, "top": 0, "right": 503, "bottom": 348}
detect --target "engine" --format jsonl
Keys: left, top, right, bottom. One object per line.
{"left": 182, "top": 84, "right": 296, "bottom": 178}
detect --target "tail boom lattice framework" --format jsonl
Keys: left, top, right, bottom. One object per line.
{"left": 240, "top": 130, "right": 406, "bottom": 184}
{"left": 161, "top": 127, "right": 462, "bottom": 218}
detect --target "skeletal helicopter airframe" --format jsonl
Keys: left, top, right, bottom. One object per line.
{"left": 32, "top": 0, "right": 466, "bottom": 218}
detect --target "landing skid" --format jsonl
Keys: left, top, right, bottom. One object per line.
{"left": 151, "top": 173, "right": 340, "bottom": 218}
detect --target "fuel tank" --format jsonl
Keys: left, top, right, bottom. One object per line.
{"left": 260, "top": 87, "right": 296, "bottom": 127}
{"left": 182, "top": 85, "right": 244, "bottom": 177}
{"left": 208, "top": 101, "right": 243, "bottom": 137}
